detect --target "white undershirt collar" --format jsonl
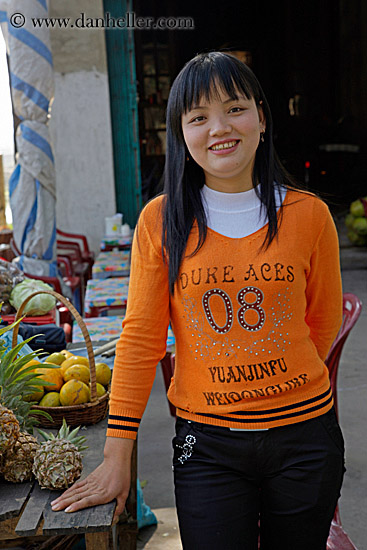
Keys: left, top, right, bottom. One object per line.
{"left": 200, "top": 183, "right": 287, "bottom": 239}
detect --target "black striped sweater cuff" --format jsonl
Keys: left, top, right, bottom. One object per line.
{"left": 107, "top": 414, "right": 141, "bottom": 433}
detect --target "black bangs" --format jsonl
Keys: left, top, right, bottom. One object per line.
{"left": 171, "top": 52, "right": 261, "bottom": 119}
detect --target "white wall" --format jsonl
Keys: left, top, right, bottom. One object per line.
{"left": 48, "top": 0, "right": 115, "bottom": 254}
{"left": 50, "top": 70, "right": 115, "bottom": 253}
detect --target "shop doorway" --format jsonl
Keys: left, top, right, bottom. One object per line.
{"left": 134, "top": 0, "right": 366, "bottom": 209}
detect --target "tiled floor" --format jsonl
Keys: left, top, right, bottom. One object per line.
{"left": 138, "top": 508, "right": 181, "bottom": 549}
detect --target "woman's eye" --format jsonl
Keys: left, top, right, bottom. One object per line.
{"left": 229, "top": 107, "right": 244, "bottom": 113}
{"left": 190, "top": 116, "right": 205, "bottom": 123}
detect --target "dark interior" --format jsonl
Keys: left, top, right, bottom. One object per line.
{"left": 134, "top": 0, "right": 367, "bottom": 211}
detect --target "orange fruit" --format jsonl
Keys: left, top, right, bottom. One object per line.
{"left": 95, "top": 383, "right": 107, "bottom": 397}
{"left": 72, "top": 355, "right": 89, "bottom": 367}
{"left": 59, "top": 380, "right": 90, "bottom": 406}
{"left": 23, "top": 386, "right": 44, "bottom": 402}
{"left": 35, "top": 367, "right": 64, "bottom": 392}
{"left": 60, "top": 349, "right": 74, "bottom": 359}
{"left": 21, "top": 360, "right": 43, "bottom": 400}
{"left": 60, "top": 356, "right": 89, "bottom": 376}
{"left": 95, "top": 363, "right": 112, "bottom": 386}
{"left": 39, "top": 392, "right": 61, "bottom": 407}
{"left": 21, "top": 359, "right": 41, "bottom": 372}
{"left": 63, "top": 365, "right": 90, "bottom": 385}
{"left": 45, "top": 352, "right": 66, "bottom": 365}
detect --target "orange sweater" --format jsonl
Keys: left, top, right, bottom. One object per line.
{"left": 107, "top": 188, "right": 343, "bottom": 439}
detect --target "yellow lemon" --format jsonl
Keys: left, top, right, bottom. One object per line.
{"left": 39, "top": 392, "right": 61, "bottom": 407}
{"left": 95, "top": 383, "right": 107, "bottom": 397}
{"left": 60, "top": 349, "right": 74, "bottom": 359}
{"left": 23, "top": 386, "right": 44, "bottom": 402}
{"left": 45, "top": 352, "right": 66, "bottom": 366}
{"left": 95, "top": 363, "right": 112, "bottom": 386}
{"left": 73, "top": 355, "right": 89, "bottom": 367}
{"left": 60, "top": 380, "right": 90, "bottom": 406}
{"left": 63, "top": 365, "right": 90, "bottom": 385}
{"left": 60, "top": 356, "right": 89, "bottom": 376}
{"left": 35, "top": 367, "right": 64, "bottom": 392}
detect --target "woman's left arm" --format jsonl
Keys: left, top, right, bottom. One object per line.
{"left": 305, "top": 208, "right": 343, "bottom": 362}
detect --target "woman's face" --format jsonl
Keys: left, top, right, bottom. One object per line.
{"left": 181, "top": 85, "right": 266, "bottom": 193}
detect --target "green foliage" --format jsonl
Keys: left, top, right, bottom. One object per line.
{"left": 0, "top": 319, "right": 58, "bottom": 432}
{"left": 38, "top": 418, "right": 88, "bottom": 453}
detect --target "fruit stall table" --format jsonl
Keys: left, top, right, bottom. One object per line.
{"left": 72, "top": 315, "right": 127, "bottom": 343}
{"left": 0, "top": 415, "right": 138, "bottom": 550}
{"left": 92, "top": 250, "right": 131, "bottom": 280}
{"left": 72, "top": 314, "right": 176, "bottom": 351}
{"left": 84, "top": 277, "right": 130, "bottom": 318}
{"left": 100, "top": 235, "right": 133, "bottom": 252}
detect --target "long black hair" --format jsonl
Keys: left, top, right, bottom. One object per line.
{"left": 162, "top": 51, "right": 305, "bottom": 294}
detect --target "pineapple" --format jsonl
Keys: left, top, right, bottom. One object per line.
{"left": 0, "top": 405, "right": 20, "bottom": 453}
{"left": 0, "top": 431, "right": 40, "bottom": 482}
{"left": 0, "top": 318, "right": 57, "bottom": 438}
{"left": 0, "top": 318, "right": 58, "bottom": 481}
{"left": 33, "top": 419, "right": 88, "bottom": 490}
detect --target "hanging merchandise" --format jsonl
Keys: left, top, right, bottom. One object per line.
{"left": 0, "top": 258, "right": 24, "bottom": 313}
{"left": 0, "top": 0, "right": 57, "bottom": 277}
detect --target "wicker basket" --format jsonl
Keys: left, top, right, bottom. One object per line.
{"left": 12, "top": 289, "right": 109, "bottom": 428}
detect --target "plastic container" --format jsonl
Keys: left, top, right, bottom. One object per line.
{"left": 105, "top": 213, "right": 123, "bottom": 237}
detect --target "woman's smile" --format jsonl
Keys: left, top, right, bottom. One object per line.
{"left": 208, "top": 139, "right": 240, "bottom": 153}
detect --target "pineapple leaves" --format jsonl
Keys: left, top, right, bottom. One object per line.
{"left": 0, "top": 340, "right": 47, "bottom": 386}
{"left": 0, "top": 321, "right": 61, "bottom": 433}
{"left": 29, "top": 409, "right": 53, "bottom": 421}
{"left": 68, "top": 426, "right": 83, "bottom": 439}
{"left": 71, "top": 437, "right": 88, "bottom": 453}
{"left": 37, "top": 427, "right": 54, "bottom": 441}
{"left": 37, "top": 418, "right": 88, "bottom": 453}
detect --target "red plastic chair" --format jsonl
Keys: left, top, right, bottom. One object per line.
{"left": 324, "top": 292, "right": 362, "bottom": 549}
{"left": 56, "top": 256, "right": 85, "bottom": 314}
{"left": 162, "top": 293, "right": 362, "bottom": 549}
{"left": 57, "top": 228, "right": 94, "bottom": 277}
{"left": 325, "top": 293, "right": 362, "bottom": 417}
{"left": 57, "top": 241, "right": 91, "bottom": 289}
{"left": 56, "top": 227, "right": 94, "bottom": 260}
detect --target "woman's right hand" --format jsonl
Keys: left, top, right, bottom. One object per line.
{"left": 50, "top": 437, "right": 134, "bottom": 522}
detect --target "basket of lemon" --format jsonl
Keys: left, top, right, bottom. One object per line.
{"left": 12, "top": 289, "right": 111, "bottom": 428}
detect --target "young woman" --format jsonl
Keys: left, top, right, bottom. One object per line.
{"left": 52, "top": 52, "right": 345, "bottom": 549}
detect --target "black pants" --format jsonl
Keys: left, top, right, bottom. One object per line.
{"left": 173, "top": 408, "right": 345, "bottom": 550}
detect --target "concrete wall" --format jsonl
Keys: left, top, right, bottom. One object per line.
{"left": 48, "top": 0, "right": 116, "bottom": 253}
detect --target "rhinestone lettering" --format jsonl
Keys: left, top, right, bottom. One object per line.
{"left": 237, "top": 287, "right": 266, "bottom": 332}
{"left": 176, "top": 434, "right": 197, "bottom": 465}
{"left": 202, "top": 289, "right": 233, "bottom": 334}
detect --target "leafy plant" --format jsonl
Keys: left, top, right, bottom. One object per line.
{"left": 0, "top": 319, "right": 59, "bottom": 432}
